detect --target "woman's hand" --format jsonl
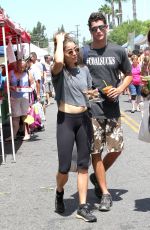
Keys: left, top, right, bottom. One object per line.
{"left": 55, "top": 32, "right": 65, "bottom": 44}
{"left": 10, "top": 86, "right": 16, "bottom": 92}
{"left": 84, "top": 89, "right": 99, "bottom": 99}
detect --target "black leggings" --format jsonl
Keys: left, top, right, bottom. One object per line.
{"left": 57, "top": 111, "right": 93, "bottom": 173}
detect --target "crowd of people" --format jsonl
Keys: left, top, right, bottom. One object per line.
{"left": 1, "top": 11, "right": 150, "bottom": 224}
{"left": 122, "top": 46, "right": 150, "bottom": 114}
{"left": 2, "top": 52, "right": 54, "bottom": 142}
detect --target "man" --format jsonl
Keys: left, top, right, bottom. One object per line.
{"left": 27, "top": 53, "right": 41, "bottom": 101}
{"left": 82, "top": 12, "right": 132, "bottom": 211}
{"left": 44, "top": 54, "right": 53, "bottom": 105}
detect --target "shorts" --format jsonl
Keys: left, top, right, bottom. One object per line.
{"left": 129, "top": 84, "right": 141, "bottom": 96}
{"left": 45, "top": 81, "right": 53, "bottom": 93}
{"left": 11, "top": 97, "right": 30, "bottom": 117}
{"left": 91, "top": 117, "right": 124, "bottom": 154}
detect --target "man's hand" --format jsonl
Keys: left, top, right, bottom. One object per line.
{"left": 107, "top": 87, "right": 122, "bottom": 100}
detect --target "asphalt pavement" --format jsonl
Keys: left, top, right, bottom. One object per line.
{"left": 0, "top": 95, "right": 150, "bottom": 230}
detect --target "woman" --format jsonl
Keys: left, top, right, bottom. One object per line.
{"left": 51, "top": 33, "right": 97, "bottom": 222}
{"left": 129, "top": 54, "right": 142, "bottom": 113}
{"left": 5, "top": 59, "right": 31, "bottom": 141}
{"left": 138, "top": 29, "right": 150, "bottom": 142}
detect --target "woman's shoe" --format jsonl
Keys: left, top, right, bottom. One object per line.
{"left": 22, "top": 135, "right": 30, "bottom": 141}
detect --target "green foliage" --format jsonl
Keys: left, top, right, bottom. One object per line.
{"left": 57, "top": 24, "right": 65, "bottom": 33}
{"left": 108, "top": 20, "right": 150, "bottom": 45}
{"left": 30, "top": 21, "right": 48, "bottom": 48}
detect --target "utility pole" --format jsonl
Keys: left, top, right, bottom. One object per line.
{"left": 75, "top": 24, "right": 80, "bottom": 45}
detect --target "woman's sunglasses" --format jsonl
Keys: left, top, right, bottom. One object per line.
{"left": 90, "top": 25, "right": 106, "bottom": 33}
{"left": 65, "top": 47, "right": 79, "bottom": 55}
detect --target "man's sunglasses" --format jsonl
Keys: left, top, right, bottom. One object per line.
{"left": 90, "top": 25, "right": 107, "bottom": 33}
{"left": 65, "top": 47, "right": 79, "bottom": 55}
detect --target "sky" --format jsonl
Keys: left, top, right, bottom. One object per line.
{"left": 0, "top": 0, "right": 150, "bottom": 45}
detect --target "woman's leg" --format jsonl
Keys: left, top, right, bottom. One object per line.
{"left": 77, "top": 169, "right": 88, "bottom": 204}
{"left": 55, "top": 111, "right": 75, "bottom": 213}
{"left": 56, "top": 172, "right": 68, "bottom": 192}
{"left": 76, "top": 113, "right": 92, "bottom": 204}
{"left": 22, "top": 115, "right": 30, "bottom": 140}
{"left": 12, "top": 117, "right": 20, "bottom": 137}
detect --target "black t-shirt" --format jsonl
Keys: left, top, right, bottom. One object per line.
{"left": 82, "top": 43, "right": 132, "bottom": 118}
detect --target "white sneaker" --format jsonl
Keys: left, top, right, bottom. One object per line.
{"left": 22, "top": 135, "right": 30, "bottom": 141}
{"left": 136, "top": 105, "right": 141, "bottom": 112}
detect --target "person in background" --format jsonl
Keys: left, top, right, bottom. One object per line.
{"left": 129, "top": 54, "right": 142, "bottom": 113}
{"left": 44, "top": 54, "right": 53, "bottom": 105}
{"left": 5, "top": 59, "right": 31, "bottom": 141}
{"left": 27, "top": 54, "right": 41, "bottom": 102}
{"left": 138, "top": 29, "right": 150, "bottom": 142}
{"left": 148, "top": 30, "right": 150, "bottom": 46}
{"left": 51, "top": 32, "right": 97, "bottom": 223}
{"left": 141, "top": 55, "right": 150, "bottom": 77}
{"left": 82, "top": 12, "right": 132, "bottom": 211}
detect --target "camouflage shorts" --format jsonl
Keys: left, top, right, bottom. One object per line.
{"left": 91, "top": 117, "right": 124, "bottom": 154}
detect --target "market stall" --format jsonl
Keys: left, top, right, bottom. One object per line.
{"left": 0, "top": 8, "right": 31, "bottom": 164}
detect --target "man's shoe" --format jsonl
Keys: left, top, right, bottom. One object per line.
{"left": 90, "top": 173, "right": 102, "bottom": 198}
{"left": 99, "top": 194, "right": 112, "bottom": 211}
{"left": 55, "top": 190, "right": 65, "bottom": 214}
{"left": 76, "top": 204, "right": 97, "bottom": 222}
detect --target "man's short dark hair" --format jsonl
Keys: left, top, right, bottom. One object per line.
{"left": 88, "top": 12, "right": 107, "bottom": 28}
{"left": 30, "top": 52, "right": 37, "bottom": 59}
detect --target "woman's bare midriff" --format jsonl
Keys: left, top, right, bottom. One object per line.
{"left": 58, "top": 101, "right": 87, "bottom": 114}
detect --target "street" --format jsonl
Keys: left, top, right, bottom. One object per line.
{"left": 0, "top": 95, "right": 150, "bottom": 230}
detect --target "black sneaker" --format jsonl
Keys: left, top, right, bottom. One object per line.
{"left": 90, "top": 173, "right": 102, "bottom": 198}
{"left": 55, "top": 190, "right": 65, "bottom": 214}
{"left": 76, "top": 204, "right": 97, "bottom": 222}
{"left": 99, "top": 194, "right": 112, "bottom": 211}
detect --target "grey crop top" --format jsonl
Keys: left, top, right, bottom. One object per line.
{"left": 52, "top": 65, "right": 92, "bottom": 107}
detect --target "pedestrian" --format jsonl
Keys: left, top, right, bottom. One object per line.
{"left": 51, "top": 32, "right": 97, "bottom": 222}
{"left": 44, "top": 54, "right": 53, "bottom": 105}
{"left": 138, "top": 29, "right": 150, "bottom": 142}
{"left": 82, "top": 12, "right": 132, "bottom": 211}
{"left": 129, "top": 54, "right": 142, "bottom": 113}
{"left": 5, "top": 59, "right": 31, "bottom": 141}
{"left": 148, "top": 29, "right": 150, "bottom": 45}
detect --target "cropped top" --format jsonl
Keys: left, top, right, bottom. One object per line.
{"left": 52, "top": 65, "right": 92, "bottom": 107}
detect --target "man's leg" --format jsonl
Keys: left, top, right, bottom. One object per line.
{"left": 103, "top": 151, "right": 121, "bottom": 171}
{"left": 90, "top": 118, "right": 112, "bottom": 211}
{"left": 92, "top": 153, "right": 108, "bottom": 194}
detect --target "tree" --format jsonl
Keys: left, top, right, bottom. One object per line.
{"left": 108, "top": 19, "right": 150, "bottom": 45}
{"left": 105, "top": 0, "right": 115, "bottom": 27}
{"left": 98, "top": 4, "right": 112, "bottom": 26}
{"left": 132, "top": 0, "right": 137, "bottom": 20}
{"left": 57, "top": 24, "right": 65, "bottom": 33}
{"left": 30, "top": 21, "right": 48, "bottom": 48}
